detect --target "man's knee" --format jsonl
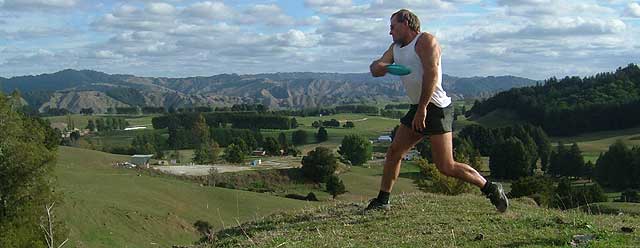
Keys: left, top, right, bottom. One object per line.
{"left": 385, "top": 145, "right": 404, "bottom": 161}
{"left": 435, "top": 161, "right": 457, "bottom": 177}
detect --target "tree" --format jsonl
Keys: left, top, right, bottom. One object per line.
{"left": 262, "top": 137, "right": 280, "bottom": 156}
{"left": 489, "top": 137, "right": 535, "bottom": 180}
{"left": 230, "top": 137, "right": 250, "bottom": 154}
{"left": 193, "top": 220, "right": 215, "bottom": 244}
{"left": 0, "top": 94, "right": 66, "bottom": 247}
{"left": 343, "top": 121, "right": 355, "bottom": 128}
{"left": 316, "top": 127, "right": 328, "bottom": 142}
{"left": 224, "top": 144, "right": 244, "bottom": 163}
{"left": 323, "top": 119, "right": 340, "bottom": 127}
{"left": 338, "top": 134, "right": 372, "bottom": 166}
{"left": 312, "top": 121, "right": 322, "bottom": 128}
{"left": 290, "top": 117, "right": 299, "bottom": 128}
{"left": 70, "top": 130, "right": 80, "bottom": 143}
{"left": 95, "top": 118, "right": 105, "bottom": 132}
{"left": 326, "top": 175, "right": 347, "bottom": 199}
{"left": 278, "top": 132, "right": 288, "bottom": 149}
{"left": 301, "top": 147, "right": 338, "bottom": 183}
{"left": 193, "top": 141, "right": 221, "bottom": 164}
{"left": 619, "top": 189, "right": 640, "bottom": 203}
{"left": 567, "top": 143, "right": 586, "bottom": 177}
{"left": 86, "top": 119, "right": 96, "bottom": 131}
{"left": 286, "top": 145, "right": 301, "bottom": 157}
{"left": 80, "top": 108, "right": 94, "bottom": 115}
{"left": 595, "top": 140, "right": 635, "bottom": 189}
{"left": 292, "top": 129, "right": 308, "bottom": 145}
{"left": 192, "top": 113, "right": 210, "bottom": 146}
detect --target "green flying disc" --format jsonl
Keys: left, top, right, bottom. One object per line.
{"left": 386, "top": 64, "right": 412, "bottom": 76}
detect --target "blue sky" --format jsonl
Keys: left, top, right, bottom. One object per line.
{"left": 1, "top": 0, "right": 639, "bottom": 79}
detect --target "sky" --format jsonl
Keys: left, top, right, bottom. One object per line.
{"left": 0, "top": 0, "right": 639, "bottom": 80}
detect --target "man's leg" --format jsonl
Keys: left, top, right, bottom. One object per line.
{"left": 429, "top": 132, "right": 485, "bottom": 187}
{"left": 380, "top": 124, "right": 425, "bottom": 192}
{"left": 366, "top": 124, "right": 423, "bottom": 211}
{"left": 430, "top": 132, "right": 509, "bottom": 212}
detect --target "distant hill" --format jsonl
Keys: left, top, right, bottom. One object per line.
{"left": 1, "top": 69, "right": 536, "bottom": 113}
{"left": 468, "top": 64, "right": 640, "bottom": 136}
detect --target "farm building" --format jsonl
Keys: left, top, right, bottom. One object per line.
{"left": 377, "top": 135, "right": 392, "bottom": 143}
{"left": 130, "top": 154, "right": 153, "bottom": 168}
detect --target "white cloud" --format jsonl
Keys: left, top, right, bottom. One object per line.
{"left": 1, "top": 0, "right": 77, "bottom": 10}
{"left": 146, "top": 2, "right": 176, "bottom": 16}
{"left": 239, "top": 4, "right": 295, "bottom": 26}
{"left": 275, "top": 29, "right": 321, "bottom": 47}
{"left": 625, "top": 2, "right": 640, "bottom": 17}
{"left": 1, "top": 0, "right": 638, "bottom": 79}
{"left": 182, "top": 1, "right": 233, "bottom": 20}
{"left": 94, "top": 50, "right": 124, "bottom": 59}
{"left": 298, "top": 15, "right": 321, "bottom": 26}
{"left": 497, "top": 0, "right": 615, "bottom": 18}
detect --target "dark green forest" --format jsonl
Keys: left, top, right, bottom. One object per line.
{"left": 469, "top": 64, "right": 640, "bottom": 136}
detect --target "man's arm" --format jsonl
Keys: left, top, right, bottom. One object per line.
{"left": 412, "top": 33, "right": 441, "bottom": 132}
{"left": 370, "top": 44, "right": 394, "bottom": 77}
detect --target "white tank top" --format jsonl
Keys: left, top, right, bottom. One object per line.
{"left": 392, "top": 33, "right": 451, "bottom": 108}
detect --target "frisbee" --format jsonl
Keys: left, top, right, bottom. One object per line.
{"left": 386, "top": 64, "right": 411, "bottom": 76}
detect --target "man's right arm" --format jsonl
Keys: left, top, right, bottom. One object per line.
{"left": 370, "top": 44, "right": 394, "bottom": 77}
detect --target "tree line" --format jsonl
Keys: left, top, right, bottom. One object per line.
{"left": 152, "top": 112, "right": 298, "bottom": 130}
{"left": 468, "top": 64, "right": 640, "bottom": 136}
{"left": 1, "top": 93, "right": 67, "bottom": 247}
{"left": 86, "top": 117, "right": 130, "bottom": 132}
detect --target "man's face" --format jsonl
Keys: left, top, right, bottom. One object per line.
{"left": 389, "top": 16, "right": 407, "bottom": 44}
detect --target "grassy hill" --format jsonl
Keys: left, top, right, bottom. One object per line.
{"left": 214, "top": 192, "right": 640, "bottom": 247}
{"left": 55, "top": 146, "right": 315, "bottom": 247}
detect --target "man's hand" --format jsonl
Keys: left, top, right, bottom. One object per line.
{"left": 412, "top": 107, "right": 427, "bottom": 132}
{"left": 370, "top": 44, "right": 394, "bottom": 77}
{"left": 370, "top": 61, "right": 390, "bottom": 77}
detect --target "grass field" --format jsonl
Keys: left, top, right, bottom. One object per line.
{"left": 551, "top": 126, "right": 640, "bottom": 162}
{"left": 50, "top": 108, "right": 640, "bottom": 246}
{"left": 55, "top": 146, "right": 315, "bottom": 247}
{"left": 214, "top": 192, "right": 640, "bottom": 247}
{"left": 45, "top": 114, "right": 158, "bottom": 130}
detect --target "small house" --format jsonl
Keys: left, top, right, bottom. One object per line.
{"left": 131, "top": 154, "right": 154, "bottom": 168}
{"left": 252, "top": 150, "right": 266, "bottom": 156}
{"left": 377, "top": 135, "right": 392, "bottom": 143}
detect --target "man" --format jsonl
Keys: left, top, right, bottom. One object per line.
{"left": 366, "top": 9, "right": 508, "bottom": 213}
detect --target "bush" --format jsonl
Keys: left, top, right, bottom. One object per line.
{"left": 301, "top": 147, "right": 338, "bottom": 183}
{"left": 552, "top": 179, "right": 608, "bottom": 210}
{"left": 338, "top": 134, "right": 372, "bottom": 166}
{"left": 618, "top": 189, "right": 640, "bottom": 203}
{"left": 326, "top": 175, "right": 347, "bottom": 199}
{"left": 316, "top": 127, "right": 328, "bottom": 142}
{"left": 224, "top": 144, "right": 245, "bottom": 163}
{"left": 292, "top": 129, "right": 309, "bottom": 145}
{"left": 415, "top": 158, "right": 474, "bottom": 195}
{"left": 508, "top": 176, "right": 555, "bottom": 206}
{"left": 262, "top": 137, "right": 280, "bottom": 156}
{"left": 343, "top": 121, "right": 355, "bottom": 128}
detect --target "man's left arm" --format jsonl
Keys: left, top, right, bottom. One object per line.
{"left": 412, "top": 33, "right": 441, "bottom": 132}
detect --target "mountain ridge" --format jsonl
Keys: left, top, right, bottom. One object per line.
{"left": 2, "top": 69, "right": 537, "bottom": 113}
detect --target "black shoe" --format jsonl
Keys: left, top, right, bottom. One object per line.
{"left": 364, "top": 198, "right": 390, "bottom": 212}
{"left": 484, "top": 182, "right": 509, "bottom": 213}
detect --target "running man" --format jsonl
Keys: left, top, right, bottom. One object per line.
{"left": 366, "top": 9, "right": 508, "bottom": 213}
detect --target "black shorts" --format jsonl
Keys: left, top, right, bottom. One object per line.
{"left": 400, "top": 103, "right": 453, "bottom": 135}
